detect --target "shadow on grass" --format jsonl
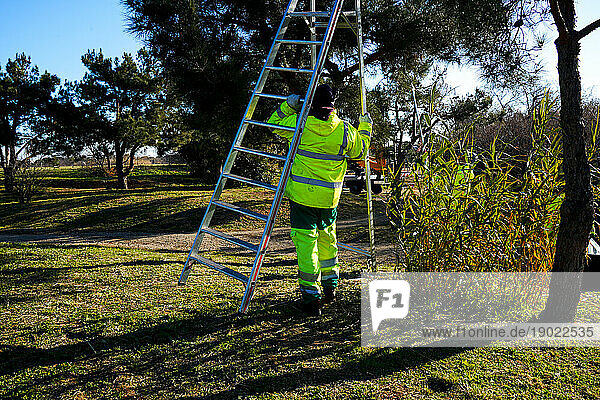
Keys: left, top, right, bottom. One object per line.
{"left": 0, "top": 251, "right": 97, "bottom": 286}
{"left": 0, "top": 309, "right": 217, "bottom": 376}
{"left": 56, "top": 197, "right": 200, "bottom": 233}
{"left": 56, "top": 198, "right": 261, "bottom": 233}
{"left": 0, "top": 241, "right": 188, "bottom": 256}
{"left": 129, "top": 205, "right": 209, "bottom": 233}
{"left": 0, "top": 296, "right": 467, "bottom": 399}
{"left": 0, "top": 194, "right": 120, "bottom": 230}
{"left": 0, "top": 259, "right": 182, "bottom": 287}
{"left": 0, "top": 295, "right": 39, "bottom": 307}
{"left": 0, "top": 245, "right": 184, "bottom": 289}
{"left": 0, "top": 264, "right": 99, "bottom": 283}
{"left": 1, "top": 189, "right": 212, "bottom": 233}
{"left": 0, "top": 239, "right": 464, "bottom": 398}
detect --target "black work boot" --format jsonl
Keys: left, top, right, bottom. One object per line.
{"left": 322, "top": 287, "right": 336, "bottom": 304}
{"left": 295, "top": 299, "right": 321, "bottom": 317}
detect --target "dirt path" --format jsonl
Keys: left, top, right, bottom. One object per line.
{"left": 0, "top": 219, "right": 397, "bottom": 264}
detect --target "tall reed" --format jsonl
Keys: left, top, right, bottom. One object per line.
{"left": 387, "top": 93, "right": 571, "bottom": 272}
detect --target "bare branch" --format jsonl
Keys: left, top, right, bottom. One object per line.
{"left": 549, "top": 0, "right": 569, "bottom": 40}
{"left": 577, "top": 18, "right": 600, "bottom": 40}
{"left": 15, "top": 136, "right": 41, "bottom": 158}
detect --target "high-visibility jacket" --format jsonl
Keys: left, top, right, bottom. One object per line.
{"left": 268, "top": 100, "right": 372, "bottom": 208}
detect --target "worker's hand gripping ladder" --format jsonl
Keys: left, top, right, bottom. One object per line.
{"left": 178, "top": 0, "right": 376, "bottom": 313}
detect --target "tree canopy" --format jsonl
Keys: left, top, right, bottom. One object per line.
{"left": 50, "top": 49, "right": 171, "bottom": 189}
{"left": 0, "top": 53, "right": 59, "bottom": 192}
{"left": 123, "top": 0, "right": 548, "bottom": 180}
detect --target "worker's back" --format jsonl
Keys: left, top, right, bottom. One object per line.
{"left": 268, "top": 98, "right": 372, "bottom": 209}
{"left": 267, "top": 84, "right": 373, "bottom": 317}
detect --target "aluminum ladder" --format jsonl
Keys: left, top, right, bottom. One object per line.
{"left": 178, "top": 0, "right": 376, "bottom": 313}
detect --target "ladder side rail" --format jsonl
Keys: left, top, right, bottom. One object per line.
{"left": 179, "top": 0, "right": 300, "bottom": 284}
{"left": 355, "top": 0, "right": 377, "bottom": 271}
{"left": 310, "top": 0, "right": 317, "bottom": 68}
{"left": 338, "top": 241, "right": 371, "bottom": 257}
{"left": 239, "top": 0, "right": 348, "bottom": 313}
{"left": 185, "top": 0, "right": 295, "bottom": 255}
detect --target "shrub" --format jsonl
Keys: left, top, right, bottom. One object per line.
{"left": 13, "top": 162, "right": 44, "bottom": 204}
{"left": 387, "top": 94, "right": 565, "bottom": 272}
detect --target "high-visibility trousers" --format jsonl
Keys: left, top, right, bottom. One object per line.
{"left": 289, "top": 200, "right": 339, "bottom": 303}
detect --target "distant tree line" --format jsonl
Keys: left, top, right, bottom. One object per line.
{"left": 0, "top": 50, "right": 184, "bottom": 190}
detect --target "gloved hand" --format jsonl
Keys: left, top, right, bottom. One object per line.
{"left": 360, "top": 112, "right": 373, "bottom": 124}
{"left": 286, "top": 94, "right": 301, "bottom": 111}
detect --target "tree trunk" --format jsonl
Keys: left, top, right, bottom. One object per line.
{"left": 115, "top": 143, "right": 128, "bottom": 190}
{"left": 540, "top": 1, "right": 594, "bottom": 322}
{"left": 125, "top": 147, "right": 137, "bottom": 177}
{"left": 2, "top": 142, "right": 17, "bottom": 193}
{"left": 3, "top": 165, "right": 15, "bottom": 193}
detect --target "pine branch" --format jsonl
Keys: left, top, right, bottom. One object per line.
{"left": 578, "top": 18, "right": 600, "bottom": 40}
{"left": 339, "top": 50, "right": 386, "bottom": 79}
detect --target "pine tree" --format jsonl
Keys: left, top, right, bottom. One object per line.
{"left": 123, "top": 0, "right": 545, "bottom": 181}
{"left": 72, "top": 49, "right": 167, "bottom": 189}
{"left": 0, "top": 53, "right": 59, "bottom": 192}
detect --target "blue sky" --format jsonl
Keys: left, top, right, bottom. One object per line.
{"left": 0, "top": 0, "right": 141, "bottom": 82}
{"left": 447, "top": 1, "right": 600, "bottom": 98}
{"left": 0, "top": 0, "right": 599, "bottom": 96}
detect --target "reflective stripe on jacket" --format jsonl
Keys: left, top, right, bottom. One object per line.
{"left": 268, "top": 100, "right": 372, "bottom": 208}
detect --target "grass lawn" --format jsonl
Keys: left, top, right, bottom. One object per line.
{"left": 0, "top": 166, "right": 381, "bottom": 234}
{"left": 2, "top": 166, "right": 599, "bottom": 399}
{"left": 1, "top": 243, "right": 600, "bottom": 399}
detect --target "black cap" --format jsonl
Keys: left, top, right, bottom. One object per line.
{"left": 311, "top": 84, "right": 336, "bottom": 109}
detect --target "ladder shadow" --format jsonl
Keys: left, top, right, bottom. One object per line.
{"left": 0, "top": 291, "right": 469, "bottom": 398}
{"left": 188, "top": 296, "right": 469, "bottom": 399}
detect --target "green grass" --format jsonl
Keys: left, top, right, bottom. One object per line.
{"left": 0, "top": 186, "right": 273, "bottom": 233}
{"left": 1, "top": 243, "right": 599, "bottom": 399}
{"left": 39, "top": 165, "right": 196, "bottom": 189}
{"left": 4, "top": 166, "right": 597, "bottom": 398}
{"left": 0, "top": 166, "right": 382, "bottom": 234}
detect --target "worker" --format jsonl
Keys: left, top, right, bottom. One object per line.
{"left": 268, "top": 84, "right": 372, "bottom": 316}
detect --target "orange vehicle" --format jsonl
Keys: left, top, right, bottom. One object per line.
{"left": 344, "top": 151, "right": 387, "bottom": 194}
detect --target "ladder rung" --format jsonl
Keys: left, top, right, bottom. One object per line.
{"left": 315, "top": 22, "right": 353, "bottom": 28}
{"left": 245, "top": 119, "right": 296, "bottom": 132}
{"left": 291, "top": 10, "right": 355, "bottom": 17}
{"left": 202, "top": 227, "right": 259, "bottom": 252}
{"left": 189, "top": 255, "right": 249, "bottom": 284}
{"left": 338, "top": 242, "right": 371, "bottom": 257}
{"left": 265, "top": 66, "right": 314, "bottom": 74}
{"left": 276, "top": 39, "right": 323, "bottom": 45}
{"left": 288, "top": 11, "right": 330, "bottom": 17}
{"left": 223, "top": 173, "right": 277, "bottom": 191}
{"left": 213, "top": 200, "right": 268, "bottom": 221}
{"left": 234, "top": 146, "right": 287, "bottom": 161}
{"left": 255, "top": 93, "right": 292, "bottom": 101}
